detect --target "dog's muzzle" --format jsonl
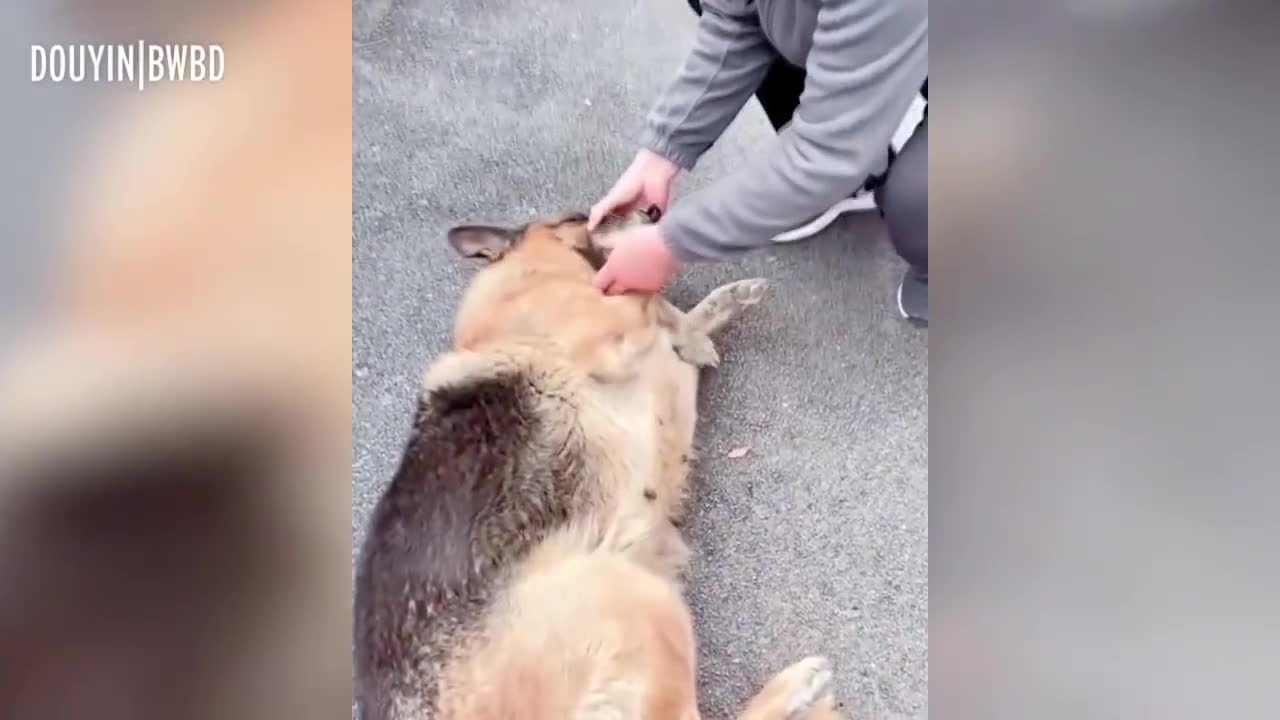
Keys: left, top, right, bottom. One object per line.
{"left": 595, "top": 205, "right": 662, "bottom": 233}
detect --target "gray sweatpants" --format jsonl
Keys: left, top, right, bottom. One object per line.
{"left": 876, "top": 116, "right": 928, "bottom": 273}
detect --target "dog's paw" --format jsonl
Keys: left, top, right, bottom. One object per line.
{"left": 778, "top": 656, "right": 834, "bottom": 719}
{"left": 724, "top": 277, "right": 769, "bottom": 306}
{"left": 688, "top": 278, "right": 770, "bottom": 335}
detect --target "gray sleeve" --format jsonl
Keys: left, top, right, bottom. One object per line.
{"left": 638, "top": 0, "right": 779, "bottom": 171}
{"left": 661, "top": 0, "right": 928, "bottom": 263}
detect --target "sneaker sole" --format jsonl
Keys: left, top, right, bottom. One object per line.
{"left": 771, "top": 193, "right": 878, "bottom": 243}
{"left": 897, "top": 275, "right": 928, "bottom": 326}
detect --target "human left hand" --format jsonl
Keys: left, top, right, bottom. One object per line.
{"left": 592, "top": 223, "right": 680, "bottom": 295}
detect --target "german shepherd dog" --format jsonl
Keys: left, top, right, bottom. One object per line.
{"left": 353, "top": 209, "right": 845, "bottom": 720}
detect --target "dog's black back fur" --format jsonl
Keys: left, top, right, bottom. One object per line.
{"left": 353, "top": 369, "right": 586, "bottom": 720}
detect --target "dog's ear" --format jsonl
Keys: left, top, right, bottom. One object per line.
{"left": 447, "top": 225, "right": 517, "bottom": 261}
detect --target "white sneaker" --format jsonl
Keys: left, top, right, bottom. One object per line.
{"left": 771, "top": 93, "right": 927, "bottom": 244}
{"left": 892, "top": 93, "right": 928, "bottom": 154}
{"left": 897, "top": 267, "right": 928, "bottom": 326}
{"left": 770, "top": 190, "right": 878, "bottom": 243}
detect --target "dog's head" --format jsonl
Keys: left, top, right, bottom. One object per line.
{"left": 446, "top": 206, "right": 661, "bottom": 272}
{"left": 442, "top": 206, "right": 662, "bottom": 352}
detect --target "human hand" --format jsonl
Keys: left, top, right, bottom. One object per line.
{"left": 587, "top": 149, "right": 681, "bottom": 230}
{"left": 592, "top": 223, "right": 679, "bottom": 295}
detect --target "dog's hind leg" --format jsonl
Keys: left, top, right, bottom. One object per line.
{"left": 737, "top": 656, "right": 845, "bottom": 720}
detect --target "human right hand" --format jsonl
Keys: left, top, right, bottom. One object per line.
{"left": 587, "top": 149, "right": 682, "bottom": 230}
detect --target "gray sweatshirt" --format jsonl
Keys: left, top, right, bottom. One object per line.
{"left": 640, "top": 0, "right": 928, "bottom": 262}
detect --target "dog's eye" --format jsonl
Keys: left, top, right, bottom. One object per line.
{"left": 561, "top": 212, "right": 589, "bottom": 225}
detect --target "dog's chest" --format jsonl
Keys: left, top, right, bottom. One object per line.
{"left": 590, "top": 382, "right": 662, "bottom": 481}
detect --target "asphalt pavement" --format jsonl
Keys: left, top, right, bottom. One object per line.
{"left": 352, "top": 1, "right": 928, "bottom": 717}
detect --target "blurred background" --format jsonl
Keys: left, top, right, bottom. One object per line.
{"left": 0, "top": 2, "right": 350, "bottom": 719}
{"left": 933, "top": 1, "right": 1280, "bottom": 718}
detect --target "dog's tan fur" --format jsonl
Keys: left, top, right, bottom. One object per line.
{"left": 353, "top": 211, "right": 845, "bottom": 720}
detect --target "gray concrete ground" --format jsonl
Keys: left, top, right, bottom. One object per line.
{"left": 352, "top": 0, "right": 928, "bottom": 717}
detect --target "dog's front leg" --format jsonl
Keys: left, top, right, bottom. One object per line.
{"left": 685, "top": 278, "right": 769, "bottom": 336}
{"left": 651, "top": 298, "right": 720, "bottom": 369}
{"left": 666, "top": 278, "right": 771, "bottom": 368}
{"left": 738, "top": 656, "right": 845, "bottom": 720}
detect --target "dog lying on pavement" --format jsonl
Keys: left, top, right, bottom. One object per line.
{"left": 353, "top": 209, "right": 846, "bottom": 720}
